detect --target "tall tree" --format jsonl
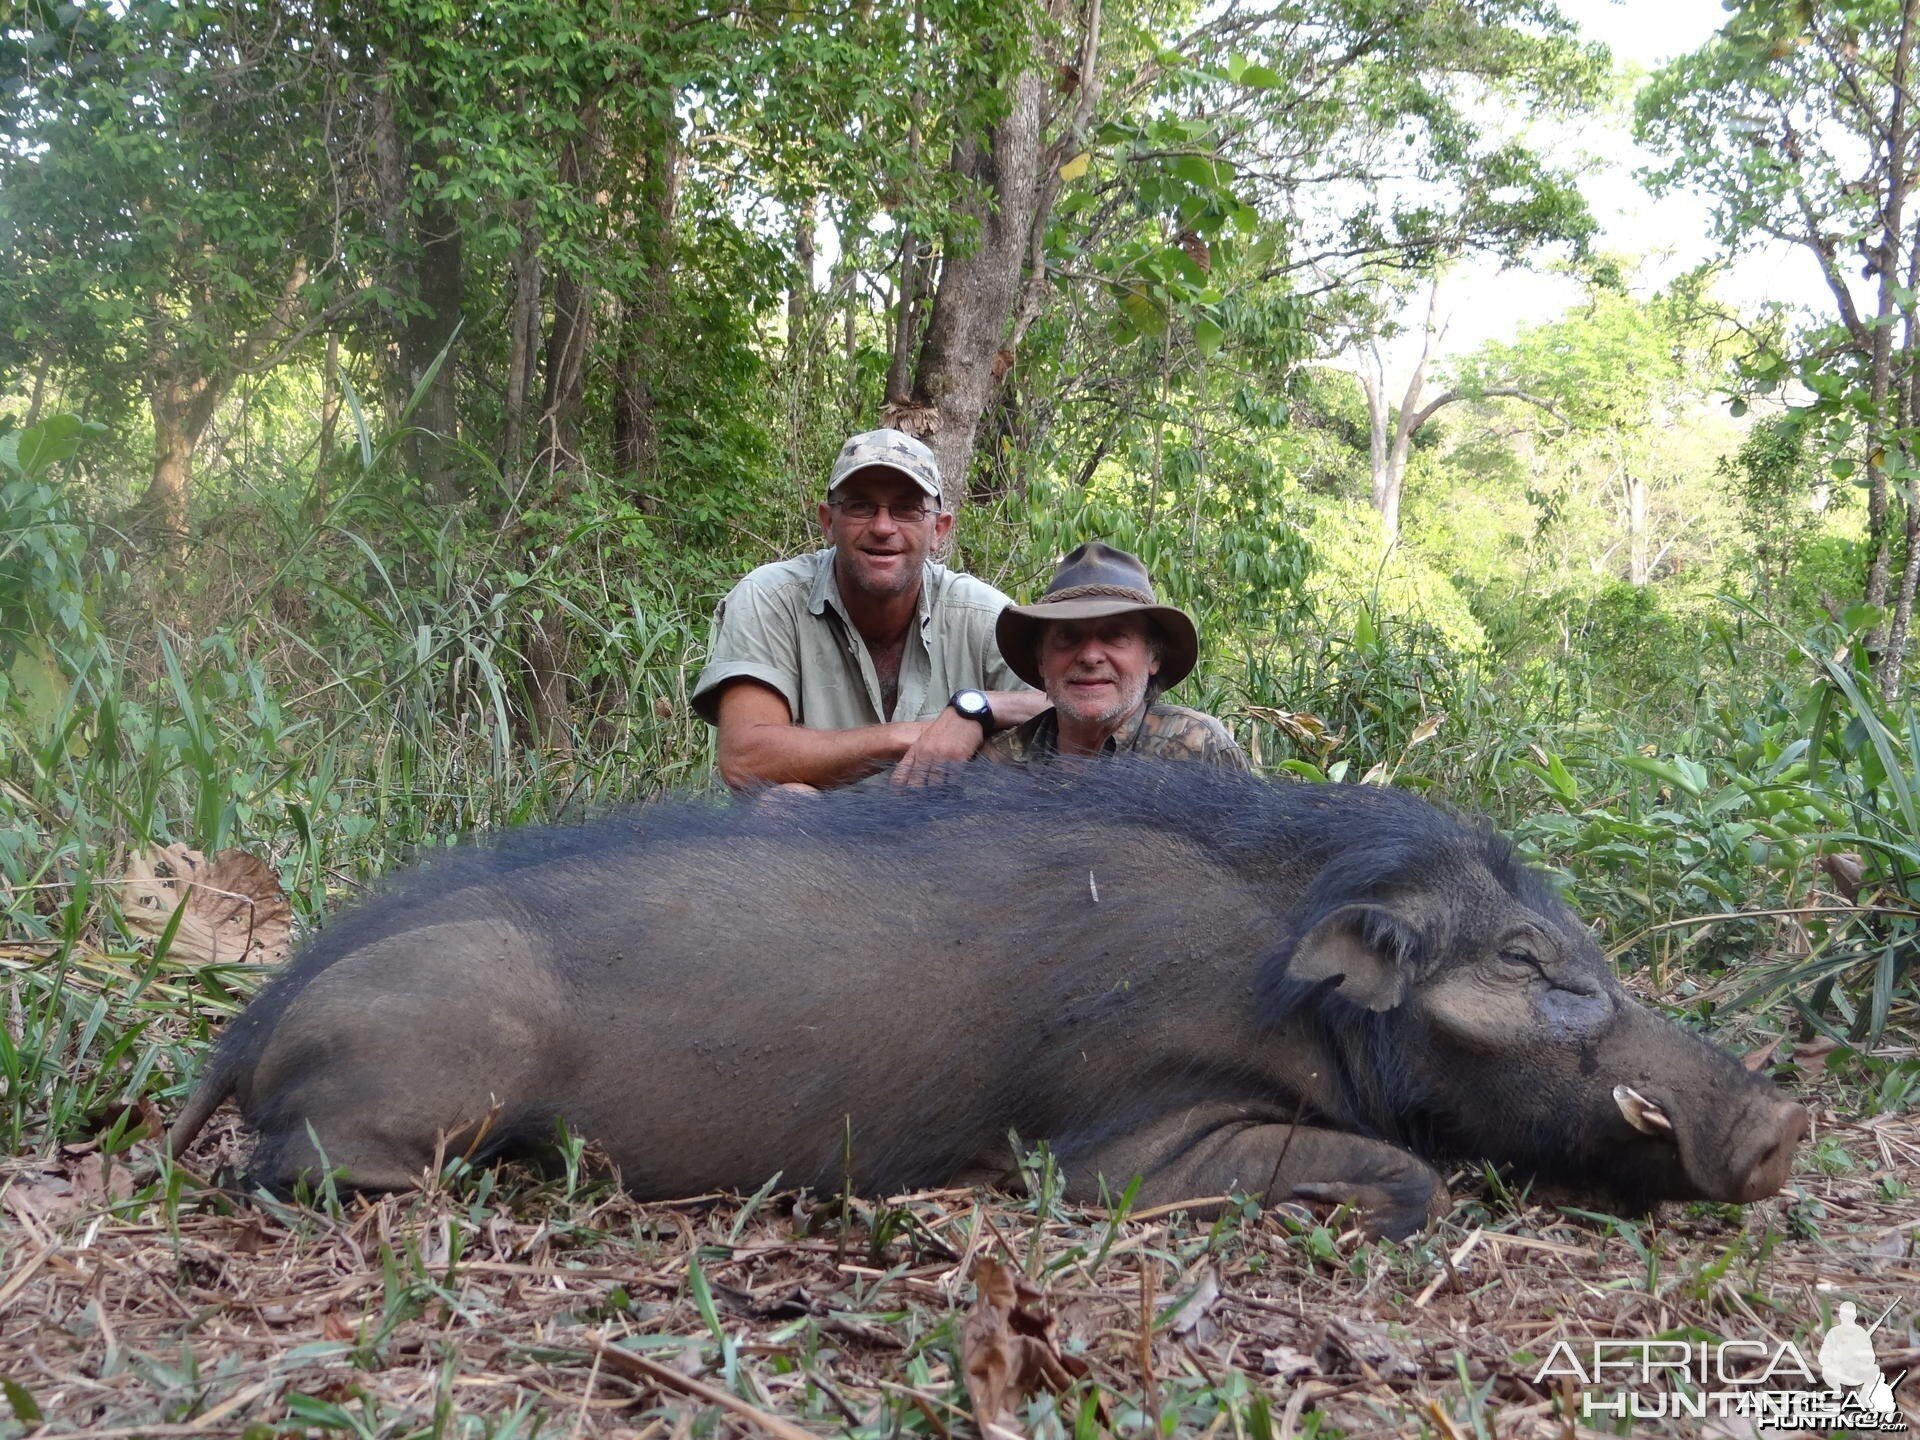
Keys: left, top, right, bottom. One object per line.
{"left": 884, "top": 0, "right": 1101, "bottom": 504}
{"left": 356, "top": 11, "right": 469, "bottom": 501}
{"left": 1639, "top": 0, "right": 1920, "bottom": 694}
{"left": 884, "top": 0, "right": 1603, "bottom": 507}
{"left": 0, "top": 1, "right": 367, "bottom": 563}
{"left": 1338, "top": 281, "right": 1566, "bottom": 543}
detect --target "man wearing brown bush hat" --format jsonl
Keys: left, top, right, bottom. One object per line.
{"left": 982, "top": 541, "right": 1249, "bottom": 771}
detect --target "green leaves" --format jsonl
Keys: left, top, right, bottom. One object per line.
{"left": 0, "top": 414, "right": 108, "bottom": 481}
{"left": 1615, "top": 753, "right": 1712, "bottom": 799}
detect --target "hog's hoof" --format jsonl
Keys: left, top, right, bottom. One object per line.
{"left": 1291, "top": 1166, "right": 1450, "bottom": 1241}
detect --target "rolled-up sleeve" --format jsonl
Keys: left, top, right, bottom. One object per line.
{"left": 691, "top": 579, "right": 803, "bottom": 725}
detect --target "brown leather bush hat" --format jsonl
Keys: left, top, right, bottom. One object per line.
{"left": 996, "top": 542, "right": 1200, "bottom": 691}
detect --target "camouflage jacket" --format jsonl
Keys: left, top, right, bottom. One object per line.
{"left": 981, "top": 702, "right": 1251, "bottom": 772}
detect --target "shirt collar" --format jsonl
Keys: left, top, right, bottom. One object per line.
{"left": 808, "top": 548, "right": 841, "bottom": 618}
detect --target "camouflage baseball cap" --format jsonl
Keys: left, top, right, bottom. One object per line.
{"left": 827, "top": 428, "right": 942, "bottom": 499}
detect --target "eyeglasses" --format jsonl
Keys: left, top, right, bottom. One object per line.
{"left": 830, "top": 499, "right": 941, "bottom": 524}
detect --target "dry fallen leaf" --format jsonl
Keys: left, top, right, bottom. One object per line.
{"left": 1261, "top": 1344, "right": 1317, "bottom": 1380}
{"left": 1856, "top": 1229, "right": 1911, "bottom": 1261}
{"left": 4, "top": 1153, "right": 135, "bottom": 1227}
{"left": 962, "top": 1257, "right": 1085, "bottom": 1439}
{"left": 1316, "top": 1315, "right": 1419, "bottom": 1381}
{"left": 121, "top": 843, "right": 292, "bottom": 966}
{"left": 1162, "top": 1266, "right": 1221, "bottom": 1343}
{"left": 1742, "top": 1034, "right": 1785, "bottom": 1073}
{"left": 1794, "top": 1036, "right": 1842, "bottom": 1078}
{"left": 1820, "top": 850, "right": 1867, "bottom": 901}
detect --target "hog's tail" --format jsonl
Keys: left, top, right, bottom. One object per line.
{"left": 164, "top": 1062, "right": 238, "bottom": 1162}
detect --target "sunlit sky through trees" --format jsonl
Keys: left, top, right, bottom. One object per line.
{"left": 1425, "top": 0, "right": 1827, "bottom": 370}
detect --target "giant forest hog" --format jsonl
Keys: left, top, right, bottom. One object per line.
{"left": 167, "top": 762, "right": 1807, "bottom": 1239}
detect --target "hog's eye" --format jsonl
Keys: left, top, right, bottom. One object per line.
{"left": 1499, "top": 948, "right": 1540, "bottom": 970}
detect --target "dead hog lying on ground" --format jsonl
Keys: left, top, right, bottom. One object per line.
{"left": 167, "top": 761, "right": 1806, "bottom": 1238}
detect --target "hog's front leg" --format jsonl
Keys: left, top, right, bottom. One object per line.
{"left": 1062, "top": 1105, "right": 1450, "bottom": 1240}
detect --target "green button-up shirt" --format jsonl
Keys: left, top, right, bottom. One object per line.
{"left": 692, "top": 548, "right": 1028, "bottom": 728}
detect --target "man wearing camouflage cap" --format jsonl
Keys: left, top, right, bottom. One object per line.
{"left": 693, "top": 428, "right": 1044, "bottom": 790}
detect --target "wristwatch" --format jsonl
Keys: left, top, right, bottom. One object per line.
{"left": 948, "top": 688, "right": 994, "bottom": 732}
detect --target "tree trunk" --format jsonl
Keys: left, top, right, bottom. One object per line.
{"left": 143, "top": 371, "right": 222, "bottom": 569}
{"left": 1625, "top": 470, "right": 1649, "bottom": 585}
{"left": 1345, "top": 298, "right": 1562, "bottom": 547}
{"left": 1868, "top": 0, "right": 1919, "bottom": 697}
{"left": 611, "top": 124, "right": 679, "bottom": 506}
{"left": 535, "top": 103, "right": 603, "bottom": 481}
{"left": 401, "top": 192, "right": 464, "bottom": 502}
{"left": 539, "top": 269, "right": 594, "bottom": 480}
{"left": 788, "top": 193, "right": 815, "bottom": 365}
{"left": 888, "top": 77, "right": 1045, "bottom": 507}
{"left": 314, "top": 330, "right": 340, "bottom": 511}
{"left": 1889, "top": 492, "right": 1920, "bottom": 684}
{"left": 885, "top": 232, "right": 928, "bottom": 408}
{"left": 502, "top": 208, "right": 542, "bottom": 472}
{"left": 134, "top": 246, "right": 313, "bottom": 573}
{"left": 520, "top": 102, "right": 605, "bottom": 759}
{"left": 522, "top": 608, "right": 573, "bottom": 756}
{"left": 372, "top": 67, "right": 464, "bottom": 502}
{"left": 24, "top": 355, "right": 49, "bottom": 428}
{"left": 145, "top": 403, "right": 195, "bottom": 565}
{"left": 370, "top": 79, "right": 412, "bottom": 435}
{"left": 885, "top": 0, "right": 1099, "bottom": 508}
{"left": 523, "top": 246, "right": 588, "bottom": 754}
{"left": 842, "top": 251, "right": 859, "bottom": 400}
{"left": 1361, "top": 372, "right": 1389, "bottom": 517}
{"left": 1351, "top": 287, "right": 1443, "bottom": 544}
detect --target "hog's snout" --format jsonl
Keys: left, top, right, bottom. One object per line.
{"left": 1588, "top": 1002, "right": 1810, "bottom": 1208}
{"left": 1725, "top": 1094, "right": 1808, "bottom": 1202}
{"left": 1642, "top": 1085, "right": 1808, "bottom": 1204}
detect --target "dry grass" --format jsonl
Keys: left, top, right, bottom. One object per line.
{"left": 2, "top": 1053, "right": 1916, "bottom": 1440}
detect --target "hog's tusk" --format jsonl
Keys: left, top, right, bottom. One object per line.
{"left": 1613, "top": 1084, "right": 1674, "bottom": 1137}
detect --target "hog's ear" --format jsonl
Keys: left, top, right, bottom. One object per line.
{"left": 1287, "top": 904, "right": 1412, "bottom": 1012}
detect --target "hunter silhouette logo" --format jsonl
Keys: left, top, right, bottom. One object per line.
{"left": 1818, "top": 1301, "right": 1904, "bottom": 1421}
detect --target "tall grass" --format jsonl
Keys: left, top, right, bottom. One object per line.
{"left": 2, "top": 415, "right": 716, "bottom": 1150}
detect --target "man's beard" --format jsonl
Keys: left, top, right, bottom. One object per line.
{"left": 841, "top": 548, "right": 919, "bottom": 600}
{"left": 1057, "top": 673, "right": 1147, "bottom": 729}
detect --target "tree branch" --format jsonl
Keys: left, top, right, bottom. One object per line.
{"left": 1410, "top": 386, "right": 1568, "bottom": 433}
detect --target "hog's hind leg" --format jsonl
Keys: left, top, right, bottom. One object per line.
{"left": 1064, "top": 1104, "right": 1450, "bottom": 1240}
{"left": 237, "top": 920, "right": 565, "bottom": 1197}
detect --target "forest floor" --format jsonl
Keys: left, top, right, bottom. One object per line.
{"left": 1, "top": 1002, "right": 1915, "bottom": 1440}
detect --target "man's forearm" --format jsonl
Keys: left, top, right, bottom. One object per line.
{"left": 718, "top": 720, "right": 925, "bottom": 791}
{"left": 985, "top": 689, "right": 1048, "bottom": 730}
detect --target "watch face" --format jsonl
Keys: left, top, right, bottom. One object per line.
{"left": 954, "top": 689, "right": 990, "bottom": 719}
